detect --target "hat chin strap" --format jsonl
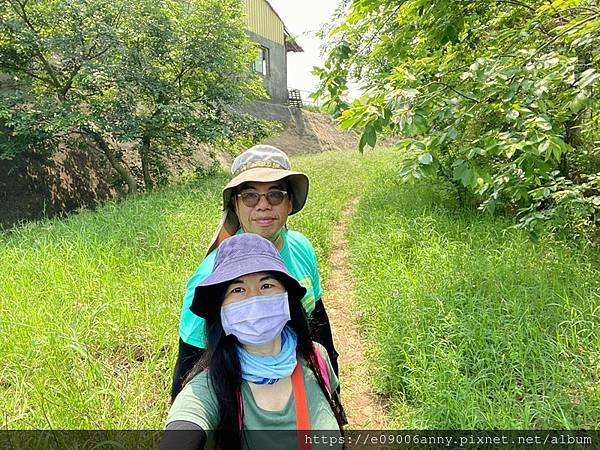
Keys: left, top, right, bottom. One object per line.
{"left": 268, "top": 226, "right": 285, "bottom": 251}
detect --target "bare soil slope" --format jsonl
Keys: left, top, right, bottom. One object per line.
{"left": 0, "top": 106, "right": 357, "bottom": 229}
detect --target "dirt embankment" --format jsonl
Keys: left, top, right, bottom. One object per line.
{"left": 0, "top": 104, "right": 357, "bottom": 229}
{"left": 240, "top": 102, "right": 358, "bottom": 155}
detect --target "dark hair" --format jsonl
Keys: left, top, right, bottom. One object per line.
{"left": 184, "top": 273, "right": 344, "bottom": 449}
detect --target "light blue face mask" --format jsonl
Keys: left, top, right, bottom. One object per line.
{"left": 220, "top": 292, "right": 290, "bottom": 346}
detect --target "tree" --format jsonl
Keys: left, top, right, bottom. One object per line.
{"left": 0, "top": 0, "right": 266, "bottom": 194}
{"left": 316, "top": 0, "right": 599, "bottom": 236}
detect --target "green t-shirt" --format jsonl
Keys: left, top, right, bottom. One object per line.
{"left": 179, "top": 229, "right": 323, "bottom": 348}
{"left": 166, "top": 343, "right": 340, "bottom": 449}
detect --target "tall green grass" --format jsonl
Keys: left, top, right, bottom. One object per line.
{"left": 0, "top": 149, "right": 395, "bottom": 429}
{"left": 1, "top": 173, "right": 229, "bottom": 429}
{"left": 4, "top": 147, "right": 597, "bottom": 430}
{"left": 348, "top": 170, "right": 600, "bottom": 429}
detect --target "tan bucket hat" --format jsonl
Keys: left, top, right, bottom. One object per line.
{"left": 206, "top": 145, "right": 309, "bottom": 255}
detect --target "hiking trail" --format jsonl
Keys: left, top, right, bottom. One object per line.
{"left": 324, "top": 197, "right": 391, "bottom": 429}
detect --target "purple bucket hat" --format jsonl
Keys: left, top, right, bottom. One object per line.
{"left": 190, "top": 233, "right": 307, "bottom": 319}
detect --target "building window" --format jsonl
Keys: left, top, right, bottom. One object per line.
{"left": 252, "top": 46, "right": 270, "bottom": 76}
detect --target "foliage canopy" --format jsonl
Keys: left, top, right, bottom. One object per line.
{"left": 316, "top": 0, "right": 599, "bottom": 237}
{"left": 0, "top": 0, "right": 268, "bottom": 193}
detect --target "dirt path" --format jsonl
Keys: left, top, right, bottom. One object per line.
{"left": 325, "top": 197, "right": 391, "bottom": 429}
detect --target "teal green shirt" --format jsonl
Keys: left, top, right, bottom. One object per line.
{"left": 179, "top": 229, "right": 323, "bottom": 347}
{"left": 166, "top": 343, "right": 340, "bottom": 449}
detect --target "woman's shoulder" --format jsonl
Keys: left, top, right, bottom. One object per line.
{"left": 170, "top": 370, "right": 212, "bottom": 406}
{"left": 167, "top": 371, "right": 219, "bottom": 429}
{"left": 180, "top": 370, "right": 217, "bottom": 402}
{"left": 297, "top": 342, "right": 328, "bottom": 365}
{"left": 187, "top": 369, "right": 211, "bottom": 385}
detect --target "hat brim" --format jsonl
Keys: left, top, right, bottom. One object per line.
{"left": 222, "top": 167, "right": 309, "bottom": 215}
{"left": 190, "top": 266, "right": 307, "bottom": 320}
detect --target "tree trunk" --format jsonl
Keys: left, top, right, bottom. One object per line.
{"left": 88, "top": 131, "right": 138, "bottom": 195}
{"left": 140, "top": 136, "right": 153, "bottom": 191}
{"left": 563, "top": 49, "right": 592, "bottom": 179}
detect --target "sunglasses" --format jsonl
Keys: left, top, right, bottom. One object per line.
{"left": 237, "top": 190, "right": 288, "bottom": 207}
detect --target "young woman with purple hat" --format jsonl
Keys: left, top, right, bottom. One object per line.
{"left": 171, "top": 145, "right": 339, "bottom": 401}
{"left": 162, "top": 233, "right": 345, "bottom": 449}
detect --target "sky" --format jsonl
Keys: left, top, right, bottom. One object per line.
{"left": 265, "top": 0, "right": 343, "bottom": 101}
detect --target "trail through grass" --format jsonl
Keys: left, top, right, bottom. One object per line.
{"left": 2, "top": 148, "right": 597, "bottom": 430}
{"left": 323, "top": 197, "right": 391, "bottom": 429}
{"left": 0, "top": 149, "right": 395, "bottom": 429}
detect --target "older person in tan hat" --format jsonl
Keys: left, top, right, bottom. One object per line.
{"left": 171, "top": 145, "right": 339, "bottom": 400}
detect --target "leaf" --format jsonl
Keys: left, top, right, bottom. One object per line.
{"left": 398, "top": 161, "right": 416, "bottom": 178}
{"left": 569, "top": 91, "right": 589, "bottom": 113}
{"left": 540, "top": 140, "right": 551, "bottom": 161}
{"left": 576, "top": 69, "right": 599, "bottom": 89}
{"left": 552, "top": 145, "right": 562, "bottom": 162}
{"left": 418, "top": 152, "right": 433, "bottom": 165}
{"left": 358, "top": 125, "right": 377, "bottom": 152}
{"left": 507, "top": 109, "right": 519, "bottom": 120}
{"left": 410, "top": 141, "right": 426, "bottom": 152}
{"left": 412, "top": 169, "right": 424, "bottom": 180}
{"left": 394, "top": 140, "right": 411, "bottom": 152}
{"left": 453, "top": 160, "right": 473, "bottom": 187}
{"left": 358, "top": 133, "right": 368, "bottom": 153}
{"left": 467, "top": 147, "right": 485, "bottom": 159}
{"left": 534, "top": 117, "right": 552, "bottom": 131}
{"left": 365, "top": 125, "right": 377, "bottom": 147}
{"left": 505, "top": 144, "right": 517, "bottom": 159}
{"left": 550, "top": 137, "right": 568, "bottom": 161}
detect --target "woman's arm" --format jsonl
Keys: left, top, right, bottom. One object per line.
{"left": 159, "top": 421, "right": 207, "bottom": 450}
{"left": 165, "top": 371, "right": 219, "bottom": 446}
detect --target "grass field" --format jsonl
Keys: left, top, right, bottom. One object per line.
{"left": 348, "top": 170, "right": 600, "bottom": 429}
{"left": 1, "top": 148, "right": 598, "bottom": 430}
{"left": 0, "top": 149, "right": 394, "bottom": 429}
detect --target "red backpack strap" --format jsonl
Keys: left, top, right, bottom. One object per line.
{"left": 236, "top": 363, "right": 318, "bottom": 449}
{"left": 291, "top": 363, "right": 311, "bottom": 450}
{"left": 237, "top": 389, "right": 243, "bottom": 429}
{"left": 312, "top": 343, "right": 331, "bottom": 394}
